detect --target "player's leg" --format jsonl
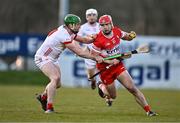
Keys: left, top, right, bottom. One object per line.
{"left": 97, "top": 81, "right": 110, "bottom": 98}
{"left": 87, "top": 68, "right": 96, "bottom": 89}
{"left": 85, "top": 59, "right": 97, "bottom": 89}
{"left": 40, "top": 62, "right": 61, "bottom": 113}
{"left": 105, "top": 83, "right": 116, "bottom": 106}
{"left": 97, "top": 81, "right": 116, "bottom": 106}
{"left": 106, "top": 83, "right": 116, "bottom": 99}
{"left": 117, "top": 70, "right": 157, "bottom": 116}
{"left": 42, "top": 63, "right": 61, "bottom": 95}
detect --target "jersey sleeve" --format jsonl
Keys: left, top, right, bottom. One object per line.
{"left": 61, "top": 33, "right": 76, "bottom": 44}
{"left": 121, "top": 31, "right": 127, "bottom": 38}
{"left": 114, "top": 27, "right": 126, "bottom": 38}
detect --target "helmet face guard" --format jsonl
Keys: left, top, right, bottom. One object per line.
{"left": 69, "top": 23, "right": 81, "bottom": 34}
{"left": 64, "top": 14, "right": 81, "bottom": 34}
{"left": 99, "top": 15, "right": 113, "bottom": 35}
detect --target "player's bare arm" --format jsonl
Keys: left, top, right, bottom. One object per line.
{"left": 121, "top": 31, "right": 136, "bottom": 41}
{"left": 74, "top": 34, "right": 97, "bottom": 44}
{"left": 65, "top": 41, "right": 103, "bottom": 63}
{"left": 91, "top": 46, "right": 132, "bottom": 65}
{"left": 104, "top": 59, "right": 120, "bottom": 65}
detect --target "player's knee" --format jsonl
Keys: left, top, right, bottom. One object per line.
{"left": 51, "top": 75, "right": 60, "bottom": 83}
{"left": 50, "top": 75, "right": 61, "bottom": 88}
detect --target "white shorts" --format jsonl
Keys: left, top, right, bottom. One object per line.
{"left": 84, "top": 58, "right": 96, "bottom": 69}
{"left": 34, "top": 55, "right": 59, "bottom": 69}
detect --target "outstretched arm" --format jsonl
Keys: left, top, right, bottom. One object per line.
{"left": 65, "top": 41, "right": 103, "bottom": 63}
{"left": 74, "top": 34, "right": 97, "bottom": 44}
{"left": 121, "top": 31, "right": 136, "bottom": 41}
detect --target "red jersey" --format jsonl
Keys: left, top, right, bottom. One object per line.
{"left": 92, "top": 27, "right": 123, "bottom": 57}
{"left": 92, "top": 27, "right": 126, "bottom": 85}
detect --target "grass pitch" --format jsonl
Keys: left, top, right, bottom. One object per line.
{"left": 0, "top": 85, "right": 180, "bottom": 122}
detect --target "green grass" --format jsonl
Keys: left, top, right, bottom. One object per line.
{"left": 0, "top": 85, "right": 180, "bottom": 122}
{"left": 0, "top": 71, "right": 48, "bottom": 85}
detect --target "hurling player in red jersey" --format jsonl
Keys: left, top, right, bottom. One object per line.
{"left": 91, "top": 15, "right": 157, "bottom": 116}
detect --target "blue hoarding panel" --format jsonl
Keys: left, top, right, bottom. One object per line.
{"left": 0, "top": 34, "right": 45, "bottom": 57}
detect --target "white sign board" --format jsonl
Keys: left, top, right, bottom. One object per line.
{"left": 59, "top": 36, "right": 180, "bottom": 89}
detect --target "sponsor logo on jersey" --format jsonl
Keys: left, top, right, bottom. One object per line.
{"left": 106, "top": 45, "right": 120, "bottom": 55}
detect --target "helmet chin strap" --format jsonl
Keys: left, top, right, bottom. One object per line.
{"left": 103, "top": 31, "right": 111, "bottom": 35}
{"left": 103, "top": 28, "right": 112, "bottom": 35}
{"left": 70, "top": 29, "right": 78, "bottom": 34}
{"left": 102, "top": 24, "right": 113, "bottom": 35}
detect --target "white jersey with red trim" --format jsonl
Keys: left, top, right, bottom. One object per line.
{"left": 77, "top": 22, "right": 100, "bottom": 69}
{"left": 78, "top": 22, "right": 100, "bottom": 48}
{"left": 35, "top": 25, "right": 76, "bottom": 61}
{"left": 78, "top": 22, "right": 100, "bottom": 36}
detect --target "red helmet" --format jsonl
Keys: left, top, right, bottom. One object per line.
{"left": 99, "top": 15, "right": 112, "bottom": 24}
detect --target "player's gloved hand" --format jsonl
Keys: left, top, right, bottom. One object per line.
{"left": 112, "top": 59, "right": 120, "bottom": 65}
{"left": 122, "top": 53, "right": 132, "bottom": 59}
{"left": 90, "top": 34, "right": 97, "bottom": 39}
{"left": 95, "top": 55, "right": 104, "bottom": 63}
{"left": 129, "top": 31, "right": 136, "bottom": 40}
{"left": 86, "top": 34, "right": 97, "bottom": 43}
{"left": 85, "top": 36, "right": 94, "bottom": 43}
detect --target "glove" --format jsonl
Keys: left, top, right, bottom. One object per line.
{"left": 129, "top": 31, "right": 136, "bottom": 39}
{"left": 122, "top": 53, "right": 132, "bottom": 59}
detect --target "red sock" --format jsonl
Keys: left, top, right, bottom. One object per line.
{"left": 41, "top": 94, "right": 47, "bottom": 100}
{"left": 144, "top": 105, "right": 151, "bottom": 112}
{"left": 47, "top": 103, "right": 53, "bottom": 110}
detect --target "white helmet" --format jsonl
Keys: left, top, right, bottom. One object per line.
{"left": 86, "top": 8, "right": 98, "bottom": 16}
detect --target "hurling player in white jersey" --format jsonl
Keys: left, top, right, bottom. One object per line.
{"left": 78, "top": 8, "right": 100, "bottom": 89}
{"left": 34, "top": 14, "right": 103, "bottom": 113}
